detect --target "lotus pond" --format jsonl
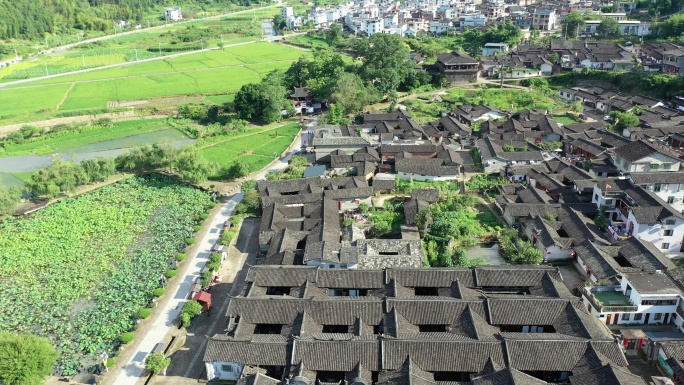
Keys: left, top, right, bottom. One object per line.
{"left": 0, "top": 174, "right": 213, "bottom": 375}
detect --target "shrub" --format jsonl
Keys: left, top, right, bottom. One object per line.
{"left": 220, "top": 228, "right": 237, "bottom": 245}
{"left": 200, "top": 213, "right": 209, "bottom": 220}
{"left": 175, "top": 253, "right": 186, "bottom": 262}
{"left": 119, "top": 332, "right": 134, "bottom": 344}
{"left": 179, "top": 300, "right": 203, "bottom": 327}
{"left": 138, "top": 308, "right": 153, "bottom": 319}
{"left": 105, "top": 357, "right": 116, "bottom": 368}
{"left": 185, "top": 238, "right": 195, "bottom": 245}
{"left": 145, "top": 352, "right": 170, "bottom": 374}
{"left": 165, "top": 269, "right": 177, "bottom": 279}
{"left": 201, "top": 270, "right": 213, "bottom": 287}
{"left": 193, "top": 225, "right": 202, "bottom": 232}
{"left": 152, "top": 288, "right": 165, "bottom": 297}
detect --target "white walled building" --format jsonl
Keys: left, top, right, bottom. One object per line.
{"left": 281, "top": 6, "right": 294, "bottom": 18}
{"left": 591, "top": 179, "right": 684, "bottom": 254}
{"left": 613, "top": 140, "right": 682, "bottom": 174}
{"left": 629, "top": 173, "right": 684, "bottom": 216}
{"left": 165, "top": 7, "right": 182, "bottom": 21}
{"left": 532, "top": 9, "right": 556, "bottom": 30}
{"left": 582, "top": 272, "right": 682, "bottom": 327}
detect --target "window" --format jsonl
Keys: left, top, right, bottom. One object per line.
{"left": 594, "top": 194, "right": 599, "bottom": 202}
{"left": 669, "top": 196, "right": 676, "bottom": 204}
{"left": 652, "top": 164, "right": 660, "bottom": 170}
{"left": 655, "top": 184, "right": 662, "bottom": 192}
{"left": 664, "top": 230, "right": 674, "bottom": 237}
{"left": 663, "top": 243, "right": 671, "bottom": 250}
{"left": 222, "top": 365, "right": 234, "bottom": 372}
{"left": 622, "top": 313, "right": 631, "bottom": 321}
{"left": 666, "top": 219, "right": 676, "bottom": 225}
{"left": 665, "top": 163, "right": 672, "bottom": 170}
{"left": 634, "top": 313, "right": 643, "bottom": 321}
{"left": 655, "top": 313, "right": 663, "bottom": 320}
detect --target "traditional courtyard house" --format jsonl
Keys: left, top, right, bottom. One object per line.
{"left": 204, "top": 266, "right": 641, "bottom": 384}
{"left": 435, "top": 52, "right": 479, "bottom": 83}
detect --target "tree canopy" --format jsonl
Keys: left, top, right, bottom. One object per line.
{"left": 352, "top": 33, "right": 414, "bottom": 96}
{"left": 0, "top": 332, "right": 58, "bottom": 385}
{"left": 234, "top": 70, "right": 293, "bottom": 123}
{"left": 597, "top": 18, "right": 622, "bottom": 37}
{"left": 561, "top": 12, "right": 586, "bottom": 39}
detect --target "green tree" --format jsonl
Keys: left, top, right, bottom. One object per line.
{"left": 224, "top": 158, "right": 250, "bottom": 179}
{"left": 233, "top": 71, "right": 292, "bottom": 123}
{"left": 0, "top": 186, "right": 21, "bottom": 215}
{"left": 610, "top": 111, "right": 640, "bottom": 130}
{"left": 288, "top": 155, "right": 308, "bottom": 167}
{"left": 594, "top": 216, "right": 610, "bottom": 231}
{"left": 174, "top": 149, "right": 213, "bottom": 185}
{"left": 0, "top": 332, "right": 58, "bottom": 385}
{"left": 547, "top": 53, "right": 559, "bottom": 64}
{"left": 272, "top": 14, "right": 287, "bottom": 31}
{"left": 326, "top": 23, "right": 343, "bottom": 46}
{"left": 145, "top": 352, "right": 170, "bottom": 374}
{"left": 239, "top": 188, "right": 262, "bottom": 215}
{"left": 597, "top": 18, "right": 622, "bottom": 38}
{"left": 352, "top": 33, "right": 414, "bottom": 95}
{"left": 331, "top": 72, "right": 376, "bottom": 115}
{"left": 325, "top": 104, "right": 349, "bottom": 125}
{"left": 562, "top": 11, "right": 586, "bottom": 38}
{"left": 571, "top": 100, "right": 584, "bottom": 113}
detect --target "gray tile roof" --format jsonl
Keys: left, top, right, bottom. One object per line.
{"left": 568, "top": 363, "right": 648, "bottom": 385}
{"left": 203, "top": 340, "right": 290, "bottom": 364}
{"left": 383, "top": 340, "right": 505, "bottom": 372}
{"left": 615, "top": 139, "right": 680, "bottom": 162}
{"left": 629, "top": 171, "right": 684, "bottom": 184}
{"left": 293, "top": 340, "right": 381, "bottom": 371}
{"left": 505, "top": 340, "right": 627, "bottom": 372}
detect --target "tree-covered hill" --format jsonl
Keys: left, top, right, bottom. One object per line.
{"left": 0, "top": 0, "right": 250, "bottom": 40}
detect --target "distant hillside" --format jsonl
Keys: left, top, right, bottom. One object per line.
{"left": 0, "top": 0, "right": 249, "bottom": 40}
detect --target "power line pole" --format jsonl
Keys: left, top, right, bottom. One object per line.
{"left": 44, "top": 62, "right": 49, "bottom": 76}
{"left": 82, "top": 54, "right": 86, "bottom": 68}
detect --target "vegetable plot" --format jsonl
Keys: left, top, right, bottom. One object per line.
{"left": 0, "top": 175, "right": 213, "bottom": 375}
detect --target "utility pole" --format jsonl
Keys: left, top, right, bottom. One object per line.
{"left": 134, "top": 48, "right": 138, "bottom": 61}
{"left": 44, "top": 62, "right": 49, "bottom": 76}
{"left": 159, "top": 42, "right": 162, "bottom": 56}
{"left": 82, "top": 54, "right": 86, "bottom": 68}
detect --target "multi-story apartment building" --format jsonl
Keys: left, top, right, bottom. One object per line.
{"left": 532, "top": 9, "right": 556, "bottom": 30}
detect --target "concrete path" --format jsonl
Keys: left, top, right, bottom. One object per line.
{"left": 113, "top": 121, "right": 310, "bottom": 384}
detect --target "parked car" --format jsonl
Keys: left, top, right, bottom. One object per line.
{"left": 603, "top": 115, "right": 612, "bottom": 121}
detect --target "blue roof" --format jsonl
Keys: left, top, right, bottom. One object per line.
{"left": 645, "top": 331, "right": 684, "bottom": 341}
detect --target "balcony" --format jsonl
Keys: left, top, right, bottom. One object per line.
{"left": 583, "top": 287, "right": 638, "bottom": 313}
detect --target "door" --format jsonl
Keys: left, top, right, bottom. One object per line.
{"left": 645, "top": 313, "right": 650, "bottom": 324}
{"left": 606, "top": 314, "right": 612, "bottom": 324}
{"left": 613, "top": 314, "right": 619, "bottom": 325}
{"left": 665, "top": 313, "right": 671, "bottom": 324}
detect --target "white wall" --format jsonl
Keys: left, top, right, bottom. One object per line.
{"left": 396, "top": 172, "right": 458, "bottom": 181}
{"left": 206, "top": 362, "right": 243, "bottom": 381}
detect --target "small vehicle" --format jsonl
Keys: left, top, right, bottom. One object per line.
{"left": 603, "top": 115, "right": 612, "bottom": 121}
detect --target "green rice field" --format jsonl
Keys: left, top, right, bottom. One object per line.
{"left": 0, "top": 119, "right": 176, "bottom": 156}
{"left": 0, "top": 42, "right": 308, "bottom": 120}
{"left": 200, "top": 123, "right": 300, "bottom": 174}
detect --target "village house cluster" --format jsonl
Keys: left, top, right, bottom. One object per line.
{"left": 195, "top": 85, "right": 684, "bottom": 384}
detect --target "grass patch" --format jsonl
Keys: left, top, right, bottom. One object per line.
{"left": 552, "top": 114, "right": 579, "bottom": 125}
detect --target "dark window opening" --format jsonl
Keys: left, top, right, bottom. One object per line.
{"left": 264, "top": 366, "right": 285, "bottom": 380}
{"left": 328, "top": 288, "right": 368, "bottom": 297}
{"left": 296, "top": 239, "right": 307, "bottom": 250}
{"left": 373, "top": 324, "right": 383, "bottom": 334}
{"left": 281, "top": 191, "right": 299, "bottom": 196}
{"left": 499, "top": 325, "right": 556, "bottom": 333}
{"left": 322, "top": 325, "right": 349, "bottom": 333}
{"left": 253, "top": 324, "right": 283, "bottom": 334}
{"left": 614, "top": 255, "right": 633, "bottom": 268}
{"left": 522, "top": 371, "right": 570, "bottom": 383}
{"left": 371, "top": 372, "right": 379, "bottom": 384}
{"left": 556, "top": 228, "right": 569, "bottom": 238}
{"left": 480, "top": 286, "right": 531, "bottom": 295}
{"left": 418, "top": 324, "right": 448, "bottom": 332}
{"left": 266, "top": 286, "right": 291, "bottom": 295}
{"left": 433, "top": 372, "right": 471, "bottom": 381}
{"left": 316, "top": 372, "right": 346, "bottom": 383}
{"left": 379, "top": 251, "right": 399, "bottom": 255}
{"left": 414, "top": 287, "right": 439, "bottom": 296}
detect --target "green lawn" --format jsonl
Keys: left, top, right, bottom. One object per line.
{"left": 0, "top": 43, "right": 309, "bottom": 122}
{"left": 0, "top": 119, "right": 174, "bottom": 156}
{"left": 553, "top": 114, "right": 579, "bottom": 125}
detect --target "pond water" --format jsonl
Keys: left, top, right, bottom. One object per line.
{"left": 0, "top": 129, "right": 194, "bottom": 175}
{"left": 466, "top": 242, "right": 506, "bottom": 265}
